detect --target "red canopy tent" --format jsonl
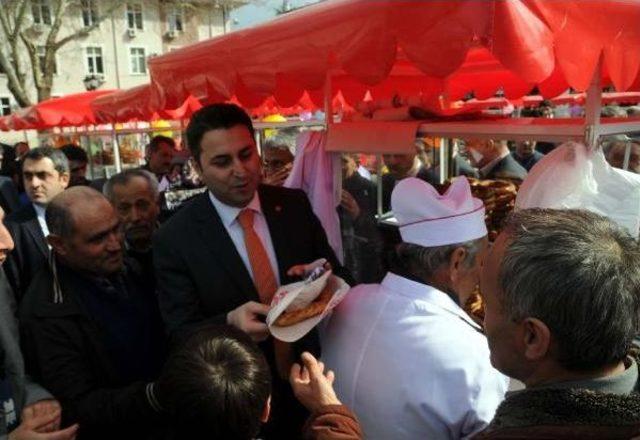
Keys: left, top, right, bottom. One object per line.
{"left": 91, "top": 85, "right": 204, "bottom": 124}
{"left": 148, "top": 0, "right": 640, "bottom": 112}
{"left": 90, "top": 84, "right": 326, "bottom": 124}
{"left": 0, "top": 90, "right": 115, "bottom": 131}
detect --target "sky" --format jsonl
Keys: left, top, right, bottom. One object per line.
{"left": 229, "top": 0, "right": 322, "bottom": 31}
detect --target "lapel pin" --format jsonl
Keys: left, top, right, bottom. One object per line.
{"left": 275, "top": 205, "right": 282, "bottom": 213}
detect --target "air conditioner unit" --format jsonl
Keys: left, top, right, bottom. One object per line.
{"left": 127, "top": 28, "right": 137, "bottom": 38}
{"left": 165, "top": 30, "right": 177, "bottom": 40}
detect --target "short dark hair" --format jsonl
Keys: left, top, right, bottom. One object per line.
{"left": 160, "top": 325, "right": 271, "bottom": 439}
{"left": 186, "top": 103, "right": 254, "bottom": 161}
{"left": 500, "top": 208, "right": 640, "bottom": 372}
{"left": 59, "top": 144, "right": 88, "bottom": 164}
{"left": 23, "top": 147, "right": 69, "bottom": 174}
{"left": 147, "top": 135, "right": 176, "bottom": 157}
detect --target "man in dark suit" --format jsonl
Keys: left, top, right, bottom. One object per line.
{"left": 154, "top": 103, "right": 349, "bottom": 438}
{"left": 4, "top": 147, "right": 69, "bottom": 303}
{"left": 466, "top": 139, "right": 527, "bottom": 181}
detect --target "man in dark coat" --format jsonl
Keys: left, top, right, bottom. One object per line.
{"left": 154, "top": 103, "right": 350, "bottom": 439}
{"left": 477, "top": 209, "right": 640, "bottom": 439}
{"left": 466, "top": 139, "right": 527, "bottom": 181}
{"left": 5, "top": 147, "right": 69, "bottom": 303}
{"left": 511, "top": 140, "right": 544, "bottom": 172}
{"left": 19, "top": 187, "right": 166, "bottom": 440}
{"left": 339, "top": 154, "right": 384, "bottom": 284}
{"left": 103, "top": 169, "right": 160, "bottom": 288}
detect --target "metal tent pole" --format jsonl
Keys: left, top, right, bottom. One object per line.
{"left": 584, "top": 57, "right": 603, "bottom": 150}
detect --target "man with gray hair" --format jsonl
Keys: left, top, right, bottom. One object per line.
{"left": 262, "top": 129, "right": 296, "bottom": 186}
{"left": 4, "top": 147, "right": 70, "bottom": 303}
{"left": 476, "top": 209, "right": 640, "bottom": 439}
{"left": 321, "top": 177, "right": 508, "bottom": 439}
{"left": 104, "top": 169, "right": 159, "bottom": 284}
{"left": 19, "top": 187, "right": 166, "bottom": 440}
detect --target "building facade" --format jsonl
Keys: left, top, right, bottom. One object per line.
{"left": 0, "top": 0, "right": 240, "bottom": 143}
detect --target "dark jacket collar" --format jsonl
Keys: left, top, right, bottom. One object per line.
{"left": 26, "top": 260, "right": 131, "bottom": 319}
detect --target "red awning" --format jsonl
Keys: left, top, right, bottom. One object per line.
{"left": 91, "top": 85, "right": 205, "bottom": 123}
{"left": 148, "top": 0, "right": 640, "bottom": 111}
{"left": 1, "top": 90, "right": 116, "bottom": 131}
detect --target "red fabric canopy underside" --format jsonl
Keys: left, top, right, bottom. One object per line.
{"left": 0, "top": 90, "right": 114, "bottom": 131}
{"left": 148, "top": 0, "right": 640, "bottom": 111}
{"left": 91, "top": 85, "right": 326, "bottom": 124}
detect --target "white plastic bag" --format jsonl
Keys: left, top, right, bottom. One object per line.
{"left": 516, "top": 141, "right": 640, "bottom": 237}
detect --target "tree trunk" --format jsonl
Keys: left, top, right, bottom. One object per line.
{"left": 37, "top": 85, "right": 52, "bottom": 102}
{"left": 6, "top": 76, "right": 32, "bottom": 107}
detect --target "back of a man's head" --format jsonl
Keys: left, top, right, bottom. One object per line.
{"left": 160, "top": 325, "right": 271, "bottom": 440}
{"left": 498, "top": 209, "right": 640, "bottom": 373}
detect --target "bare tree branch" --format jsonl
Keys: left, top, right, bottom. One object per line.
{"left": 54, "top": 1, "right": 124, "bottom": 50}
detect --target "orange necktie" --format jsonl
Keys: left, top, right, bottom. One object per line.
{"left": 237, "top": 209, "right": 292, "bottom": 378}
{"left": 237, "top": 209, "right": 278, "bottom": 302}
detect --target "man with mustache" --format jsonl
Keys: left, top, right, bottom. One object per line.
{"left": 4, "top": 148, "right": 69, "bottom": 303}
{"left": 103, "top": 169, "right": 159, "bottom": 287}
{"left": 19, "top": 187, "right": 166, "bottom": 440}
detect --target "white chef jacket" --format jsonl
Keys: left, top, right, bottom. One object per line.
{"left": 320, "top": 273, "right": 509, "bottom": 440}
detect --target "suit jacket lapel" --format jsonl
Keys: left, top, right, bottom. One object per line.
{"left": 25, "top": 207, "right": 48, "bottom": 258}
{"left": 259, "top": 186, "right": 294, "bottom": 284}
{"left": 193, "top": 194, "right": 259, "bottom": 303}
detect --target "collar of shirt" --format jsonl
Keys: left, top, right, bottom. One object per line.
{"left": 33, "top": 202, "right": 46, "bottom": 219}
{"left": 208, "top": 190, "right": 262, "bottom": 228}
{"left": 527, "top": 356, "right": 639, "bottom": 396}
{"left": 33, "top": 202, "right": 50, "bottom": 238}
{"left": 480, "top": 149, "right": 510, "bottom": 177}
{"left": 380, "top": 272, "right": 482, "bottom": 332}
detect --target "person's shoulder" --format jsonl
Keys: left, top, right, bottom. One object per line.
{"left": 260, "top": 183, "right": 305, "bottom": 199}
{"left": 156, "top": 192, "right": 208, "bottom": 236}
{"left": 6, "top": 203, "right": 34, "bottom": 224}
{"left": 259, "top": 184, "right": 309, "bottom": 208}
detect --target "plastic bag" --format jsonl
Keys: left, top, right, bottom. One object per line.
{"left": 515, "top": 141, "right": 640, "bottom": 236}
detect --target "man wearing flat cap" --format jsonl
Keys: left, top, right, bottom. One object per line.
{"left": 321, "top": 177, "right": 508, "bottom": 439}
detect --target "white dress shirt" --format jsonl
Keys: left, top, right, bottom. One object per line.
{"left": 208, "top": 191, "right": 281, "bottom": 285}
{"left": 33, "top": 203, "right": 49, "bottom": 238}
{"left": 321, "top": 273, "right": 509, "bottom": 440}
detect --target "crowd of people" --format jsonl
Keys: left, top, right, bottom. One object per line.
{"left": 1, "top": 102, "right": 640, "bottom": 440}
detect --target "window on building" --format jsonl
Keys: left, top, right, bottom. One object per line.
{"left": 126, "top": 3, "right": 143, "bottom": 30}
{"left": 129, "top": 47, "right": 146, "bottom": 75}
{"left": 167, "top": 5, "right": 183, "bottom": 32}
{"left": 86, "top": 46, "right": 104, "bottom": 75}
{"left": 0, "top": 97, "right": 11, "bottom": 116}
{"left": 37, "top": 46, "right": 57, "bottom": 74}
{"left": 81, "top": 0, "right": 98, "bottom": 27}
{"left": 31, "top": 0, "right": 52, "bottom": 25}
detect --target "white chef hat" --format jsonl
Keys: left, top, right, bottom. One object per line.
{"left": 391, "top": 177, "right": 487, "bottom": 247}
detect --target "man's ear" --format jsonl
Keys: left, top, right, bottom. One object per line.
{"left": 522, "top": 317, "right": 551, "bottom": 362}
{"left": 60, "top": 172, "right": 71, "bottom": 189}
{"left": 47, "top": 234, "right": 67, "bottom": 256}
{"left": 261, "top": 396, "right": 271, "bottom": 423}
{"left": 448, "top": 247, "right": 468, "bottom": 283}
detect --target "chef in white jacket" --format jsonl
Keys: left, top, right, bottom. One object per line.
{"left": 321, "top": 177, "right": 508, "bottom": 440}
